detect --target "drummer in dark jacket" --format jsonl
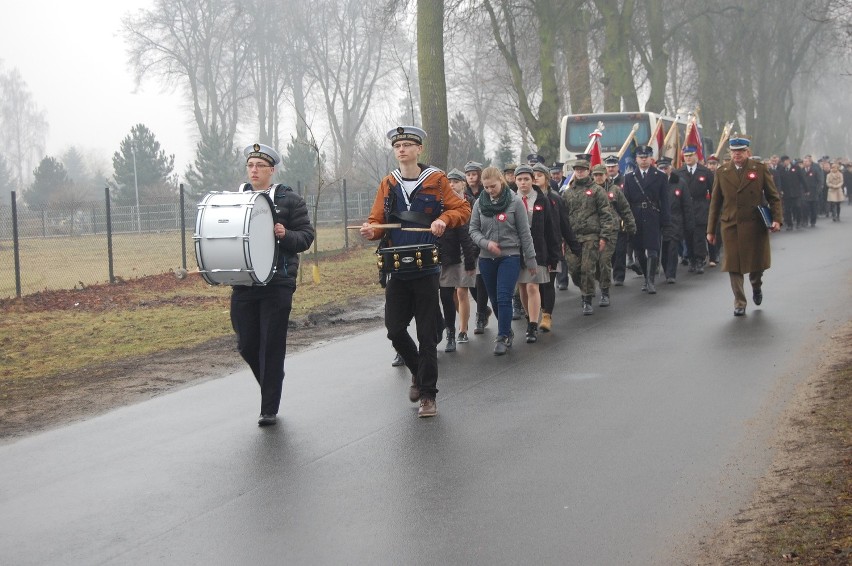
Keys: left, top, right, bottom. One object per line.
{"left": 622, "top": 145, "right": 670, "bottom": 294}
{"left": 232, "top": 143, "right": 315, "bottom": 427}
{"left": 361, "top": 126, "right": 470, "bottom": 417}
{"left": 657, "top": 157, "right": 695, "bottom": 284}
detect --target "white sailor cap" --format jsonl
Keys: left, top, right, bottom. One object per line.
{"left": 243, "top": 143, "right": 281, "bottom": 166}
{"left": 387, "top": 126, "right": 426, "bottom": 145}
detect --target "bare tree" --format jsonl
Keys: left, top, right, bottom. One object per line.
{"left": 122, "top": 0, "right": 251, "bottom": 161}
{"left": 294, "top": 0, "right": 393, "bottom": 180}
{"left": 0, "top": 67, "right": 48, "bottom": 191}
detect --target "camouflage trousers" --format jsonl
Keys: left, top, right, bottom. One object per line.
{"left": 594, "top": 240, "right": 616, "bottom": 290}
{"left": 567, "top": 240, "right": 601, "bottom": 295}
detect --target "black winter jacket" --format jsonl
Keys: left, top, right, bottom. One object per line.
{"left": 240, "top": 183, "right": 315, "bottom": 287}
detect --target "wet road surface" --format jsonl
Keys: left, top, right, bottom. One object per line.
{"left": 1, "top": 220, "right": 850, "bottom": 565}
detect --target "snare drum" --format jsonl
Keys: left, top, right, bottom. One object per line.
{"left": 194, "top": 191, "right": 278, "bottom": 285}
{"left": 377, "top": 244, "right": 440, "bottom": 274}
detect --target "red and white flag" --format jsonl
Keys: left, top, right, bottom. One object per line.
{"left": 648, "top": 118, "right": 665, "bottom": 159}
{"left": 587, "top": 129, "right": 603, "bottom": 167}
{"left": 684, "top": 116, "right": 705, "bottom": 162}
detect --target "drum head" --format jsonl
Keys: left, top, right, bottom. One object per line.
{"left": 245, "top": 192, "right": 277, "bottom": 283}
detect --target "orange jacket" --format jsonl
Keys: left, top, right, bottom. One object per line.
{"left": 367, "top": 166, "right": 471, "bottom": 245}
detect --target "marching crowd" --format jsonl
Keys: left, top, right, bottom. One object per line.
{"left": 361, "top": 125, "right": 846, "bottom": 417}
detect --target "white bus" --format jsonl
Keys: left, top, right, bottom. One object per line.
{"left": 559, "top": 111, "right": 715, "bottom": 167}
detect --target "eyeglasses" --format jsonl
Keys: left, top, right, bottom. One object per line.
{"left": 246, "top": 163, "right": 273, "bottom": 170}
{"left": 393, "top": 142, "right": 419, "bottom": 149}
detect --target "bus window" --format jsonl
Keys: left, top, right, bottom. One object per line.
{"left": 563, "top": 115, "right": 653, "bottom": 153}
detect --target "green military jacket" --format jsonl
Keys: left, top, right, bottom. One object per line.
{"left": 562, "top": 178, "right": 617, "bottom": 244}
{"left": 603, "top": 179, "right": 637, "bottom": 235}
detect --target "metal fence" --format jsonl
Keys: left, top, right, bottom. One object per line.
{"left": 0, "top": 184, "right": 375, "bottom": 298}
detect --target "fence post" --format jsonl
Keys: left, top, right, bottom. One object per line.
{"left": 343, "top": 179, "right": 349, "bottom": 249}
{"left": 11, "top": 191, "right": 21, "bottom": 298}
{"left": 179, "top": 184, "right": 187, "bottom": 269}
{"left": 105, "top": 187, "right": 115, "bottom": 284}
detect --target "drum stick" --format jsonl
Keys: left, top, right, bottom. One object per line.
{"left": 346, "top": 224, "right": 432, "bottom": 232}
{"left": 346, "top": 223, "right": 401, "bottom": 229}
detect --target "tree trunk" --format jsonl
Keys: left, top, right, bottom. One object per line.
{"left": 417, "top": 0, "right": 449, "bottom": 170}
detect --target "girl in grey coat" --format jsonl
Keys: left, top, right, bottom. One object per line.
{"left": 468, "top": 167, "right": 537, "bottom": 355}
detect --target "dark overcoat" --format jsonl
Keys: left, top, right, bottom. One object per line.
{"left": 622, "top": 166, "right": 670, "bottom": 252}
{"left": 707, "top": 160, "right": 783, "bottom": 274}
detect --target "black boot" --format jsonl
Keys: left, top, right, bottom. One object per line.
{"left": 512, "top": 293, "right": 525, "bottom": 320}
{"left": 525, "top": 321, "right": 538, "bottom": 343}
{"left": 474, "top": 312, "right": 486, "bottom": 334}
{"left": 582, "top": 295, "right": 593, "bottom": 315}
{"left": 647, "top": 257, "right": 659, "bottom": 294}
{"left": 444, "top": 327, "right": 456, "bottom": 352}
{"left": 599, "top": 288, "right": 610, "bottom": 307}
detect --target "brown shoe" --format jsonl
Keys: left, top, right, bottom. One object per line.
{"left": 539, "top": 312, "right": 552, "bottom": 332}
{"left": 418, "top": 398, "right": 437, "bottom": 417}
{"left": 409, "top": 375, "right": 420, "bottom": 403}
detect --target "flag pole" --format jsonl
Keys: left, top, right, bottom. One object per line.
{"left": 716, "top": 122, "right": 733, "bottom": 159}
{"left": 617, "top": 124, "right": 640, "bottom": 159}
{"left": 583, "top": 121, "right": 605, "bottom": 154}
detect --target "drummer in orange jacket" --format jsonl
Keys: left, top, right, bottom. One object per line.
{"left": 360, "top": 126, "right": 470, "bottom": 418}
{"left": 232, "top": 143, "right": 315, "bottom": 427}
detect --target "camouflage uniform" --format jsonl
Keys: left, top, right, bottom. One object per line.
{"left": 561, "top": 177, "right": 617, "bottom": 307}
{"left": 596, "top": 177, "right": 636, "bottom": 293}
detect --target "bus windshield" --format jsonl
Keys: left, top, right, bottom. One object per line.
{"left": 563, "top": 114, "right": 653, "bottom": 153}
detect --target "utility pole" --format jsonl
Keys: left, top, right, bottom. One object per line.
{"left": 131, "top": 141, "right": 141, "bottom": 232}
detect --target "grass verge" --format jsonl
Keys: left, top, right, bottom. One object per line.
{"left": 0, "top": 247, "right": 381, "bottom": 383}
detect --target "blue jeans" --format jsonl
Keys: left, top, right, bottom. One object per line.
{"left": 478, "top": 255, "right": 521, "bottom": 338}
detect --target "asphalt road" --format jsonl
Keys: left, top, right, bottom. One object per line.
{"left": 1, "top": 217, "right": 850, "bottom": 565}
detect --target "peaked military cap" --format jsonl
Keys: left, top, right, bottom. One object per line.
{"left": 387, "top": 125, "right": 426, "bottom": 146}
{"left": 706, "top": 154, "right": 719, "bottom": 163}
{"left": 526, "top": 153, "right": 545, "bottom": 165}
{"left": 244, "top": 143, "right": 281, "bottom": 166}
{"left": 603, "top": 155, "right": 620, "bottom": 166}
{"left": 514, "top": 164, "right": 534, "bottom": 177}
{"left": 682, "top": 145, "right": 697, "bottom": 156}
{"left": 447, "top": 168, "right": 465, "bottom": 181}
{"left": 550, "top": 162, "right": 564, "bottom": 173}
{"left": 503, "top": 163, "right": 518, "bottom": 173}
{"left": 464, "top": 161, "right": 483, "bottom": 173}
{"left": 728, "top": 135, "right": 750, "bottom": 150}
{"left": 656, "top": 156, "right": 673, "bottom": 168}
{"left": 591, "top": 164, "right": 606, "bottom": 175}
{"left": 635, "top": 145, "right": 654, "bottom": 157}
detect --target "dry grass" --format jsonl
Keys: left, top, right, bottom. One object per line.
{"left": 0, "top": 225, "right": 360, "bottom": 298}
{"left": 0, "top": 247, "right": 381, "bottom": 383}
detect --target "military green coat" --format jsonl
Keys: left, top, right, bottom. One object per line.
{"left": 707, "top": 159, "right": 783, "bottom": 274}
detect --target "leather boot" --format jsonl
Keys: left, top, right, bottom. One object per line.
{"left": 512, "top": 293, "right": 525, "bottom": 320}
{"left": 525, "top": 321, "right": 538, "bottom": 343}
{"left": 539, "top": 312, "right": 552, "bottom": 332}
{"left": 444, "top": 327, "right": 456, "bottom": 352}
{"left": 582, "top": 295, "right": 593, "bottom": 315}
{"left": 599, "top": 288, "right": 610, "bottom": 307}
{"left": 474, "top": 312, "right": 486, "bottom": 334}
{"left": 647, "top": 257, "right": 659, "bottom": 294}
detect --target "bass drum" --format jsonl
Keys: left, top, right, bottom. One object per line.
{"left": 194, "top": 190, "right": 278, "bottom": 285}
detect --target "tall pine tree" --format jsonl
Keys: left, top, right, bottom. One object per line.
{"left": 448, "top": 112, "right": 488, "bottom": 170}
{"left": 183, "top": 130, "right": 244, "bottom": 198}
{"left": 111, "top": 124, "right": 175, "bottom": 205}
{"left": 24, "top": 156, "right": 70, "bottom": 210}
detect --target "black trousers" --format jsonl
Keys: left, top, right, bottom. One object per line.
{"left": 385, "top": 273, "right": 440, "bottom": 398}
{"left": 439, "top": 286, "right": 456, "bottom": 329}
{"left": 231, "top": 285, "right": 294, "bottom": 416}
{"left": 803, "top": 200, "right": 818, "bottom": 225}
{"left": 612, "top": 231, "right": 629, "bottom": 283}
{"left": 661, "top": 238, "right": 680, "bottom": 279}
{"left": 783, "top": 196, "right": 801, "bottom": 227}
{"left": 540, "top": 272, "right": 557, "bottom": 313}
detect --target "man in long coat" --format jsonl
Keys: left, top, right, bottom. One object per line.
{"left": 707, "top": 136, "right": 783, "bottom": 316}
{"left": 623, "top": 144, "right": 670, "bottom": 294}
